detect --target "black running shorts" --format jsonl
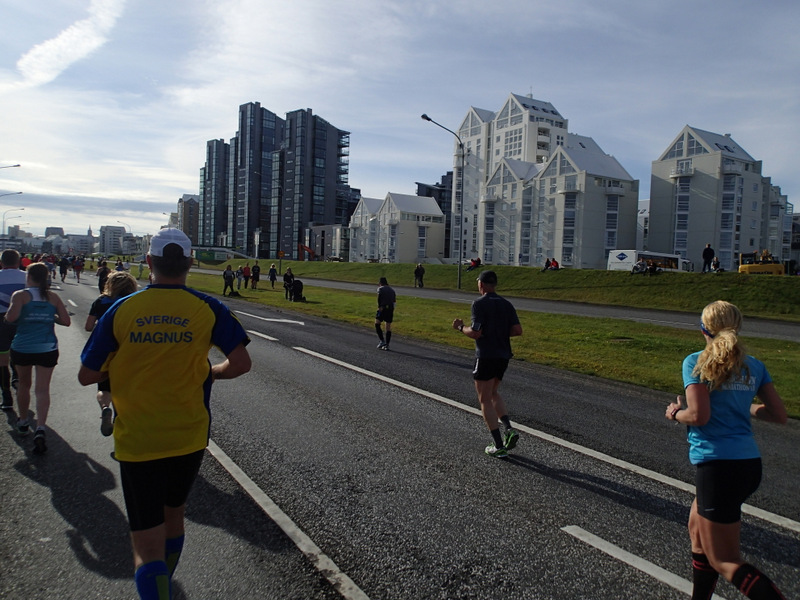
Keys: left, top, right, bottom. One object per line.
{"left": 376, "top": 306, "right": 394, "bottom": 323}
{"left": 472, "top": 357, "right": 509, "bottom": 381}
{"left": 9, "top": 349, "right": 59, "bottom": 368}
{"left": 695, "top": 458, "right": 761, "bottom": 524}
{"left": 119, "top": 449, "right": 205, "bottom": 531}
{"left": 0, "top": 318, "right": 16, "bottom": 353}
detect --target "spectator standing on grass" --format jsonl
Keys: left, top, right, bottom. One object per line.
{"left": 78, "top": 228, "right": 251, "bottom": 600}
{"left": 702, "top": 243, "right": 715, "bottom": 273}
{"left": 250, "top": 261, "right": 261, "bottom": 289}
{"left": 283, "top": 268, "right": 294, "bottom": 299}
{"left": 242, "top": 264, "right": 251, "bottom": 289}
{"left": 222, "top": 265, "right": 235, "bottom": 297}
{"left": 414, "top": 263, "right": 425, "bottom": 288}
{"left": 452, "top": 270, "right": 523, "bottom": 458}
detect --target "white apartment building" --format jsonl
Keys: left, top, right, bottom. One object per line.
{"left": 374, "top": 193, "right": 445, "bottom": 264}
{"left": 451, "top": 93, "right": 638, "bottom": 268}
{"left": 650, "top": 126, "right": 792, "bottom": 271}
{"left": 348, "top": 196, "right": 383, "bottom": 262}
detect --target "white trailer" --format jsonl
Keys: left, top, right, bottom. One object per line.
{"left": 607, "top": 250, "right": 693, "bottom": 273}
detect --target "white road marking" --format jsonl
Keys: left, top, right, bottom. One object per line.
{"left": 67, "top": 299, "right": 77, "bottom": 307}
{"left": 248, "top": 330, "right": 278, "bottom": 342}
{"left": 238, "top": 311, "right": 304, "bottom": 325}
{"left": 562, "top": 526, "right": 727, "bottom": 599}
{"left": 207, "top": 440, "right": 371, "bottom": 600}
{"left": 292, "top": 347, "right": 800, "bottom": 535}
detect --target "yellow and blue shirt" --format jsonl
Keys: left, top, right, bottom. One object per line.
{"left": 81, "top": 284, "right": 250, "bottom": 462}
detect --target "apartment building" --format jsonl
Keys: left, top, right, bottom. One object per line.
{"left": 367, "top": 193, "right": 445, "bottom": 264}
{"left": 649, "top": 126, "right": 792, "bottom": 271}
{"left": 348, "top": 196, "right": 383, "bottom": 262}
{"left": 449, "top": 92, "right": 638, "bottom": 268}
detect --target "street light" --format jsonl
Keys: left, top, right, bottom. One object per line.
{"left": 0, "top": 192, "right": 22, "bottom": 198}
{"left": 421, "top": 113, "right": 466, "bottom": 289}
{"left": 2, "top": 207, "right": 24, "bottom": 234}
{"left": 0, "top": 164, "right": 21, "bottom": 169}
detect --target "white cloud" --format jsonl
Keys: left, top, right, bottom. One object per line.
{"left": 1, "top": 0, "right": 125, "bottom": 93}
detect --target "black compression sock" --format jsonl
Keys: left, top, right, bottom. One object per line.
{"left": 691, "top": 553, "right": 718, "bottom": 600}
{"left": 375, "top": 324, "right": 384, "bottom": 342}
{"left": 732, "top": 564, "right": 786, "bottom": 600}
{"left": 490, "top": 428, "right": 504, "bottom": 449}
{"left": 500, "top": 415, "right": 512, "bottom": 430}
{"left": 386, "top": 331, "right": 392, "bottom": 344}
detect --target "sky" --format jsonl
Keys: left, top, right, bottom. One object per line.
{"left": 1, "top": 0, "right": 799, "bottom": 238}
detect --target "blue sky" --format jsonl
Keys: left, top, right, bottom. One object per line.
{"left": 1, "top": 0, "right": 798, "bottom": 238}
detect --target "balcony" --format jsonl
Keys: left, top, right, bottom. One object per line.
{"left": 557, "top": 182, "right": 582, "bottom": 194}
{"left": 670, "top": 166, "right": 695, "bottom": 177}
{"left": 721, "top": 162, "right": 742, "bottom": 174}
{"left": 605, "top": 185, "right": 625, "bottom": 195}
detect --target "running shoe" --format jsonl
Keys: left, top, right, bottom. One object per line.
{"left": 376, "top": 342, "right": 386, "bottom": 349}
{"left": 503, "top": 429, "right": 520, "bottom": 451}
{"left": 382, "top": 344, "right": 390, "bottom": 351}
{"left": 33, "top": 430, "right": 47, "bottom": 455}
{"left": 100, "top": 407, "right": 114, "bottom": 437}
{"left": 16, "top": 419, "right": 30, "bottom": 436}
{"left": 484, "top": 444, "right": 508, "bottom": 458}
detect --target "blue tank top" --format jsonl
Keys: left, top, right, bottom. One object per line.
{"left": 11, "top": 288, "right": 58, "bottom": 353}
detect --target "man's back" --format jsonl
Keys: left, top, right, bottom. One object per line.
{"left": 472, "top": 292, "right": 519, "bottom": 359}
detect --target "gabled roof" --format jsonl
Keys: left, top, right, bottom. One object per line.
{"left": 510, "top": 93, "right": 563, "bottom": 118}
{"left": 687, "top": 126, "right": 755, "bottom": 161}
{"left": 553, "top": 145, "right": 634, "bottom": 181}
{"left": 384, "top": 193, "right": 444, "bottom": 216}
{"left": 566, "top": 133, "right": 604, "bottom": 154}
{"left": 358, "top": 196, "right": 383, "bottom": 214}
{"left": 503, "top": 158, "right": 544, "bottom": 181}
{"left": 472, "top": 107, "right": 495, "bottom": 122}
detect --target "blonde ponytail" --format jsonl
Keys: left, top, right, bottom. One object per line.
{"left": 692, "top": 300, "right": 749, "bottom": 390}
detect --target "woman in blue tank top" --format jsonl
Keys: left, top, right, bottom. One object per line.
{"left": 5, "top": 263, "right": 71, "bottom": 454}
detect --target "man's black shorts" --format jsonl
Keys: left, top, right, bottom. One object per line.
{"left": 119, "top": 449, "right": 205, "bottom": 531}
{"left": 695, "top": 458, "right": 761, "bottom": 524}
{"left": 472, "top": 357, "right": 509, "bottom": 381}
{"left": 376, "top": 306, "right": 394, "bottom": 323}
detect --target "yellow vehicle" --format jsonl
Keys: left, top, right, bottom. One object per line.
{"left": 738, "top": 252, "right": 784, "bottom": 275}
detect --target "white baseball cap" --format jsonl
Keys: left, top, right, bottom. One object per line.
{"left": 149, "top": 228, "right": 192, "bottom": 257}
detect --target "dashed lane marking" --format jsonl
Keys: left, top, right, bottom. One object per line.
{"left": 247, "top": 330, "right": 278, "bottom": 342}
{"left": 562, "top": 526, "right": 727, "bottom": 599}
{"left": 238, "top": 311, "right": 304, "bottom": 325}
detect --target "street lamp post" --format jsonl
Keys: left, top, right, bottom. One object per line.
{"left": 2, "top": 206, "right": 24, "bottom": 235}
{"left": 0, "top": 164, "right": 21, "bottom": 170}
{"left": 421, "top": 114, "right": 466, "bottom": 290}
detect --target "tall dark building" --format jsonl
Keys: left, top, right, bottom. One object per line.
{"left": 269, "top": 109, "right": 350, "bottom": 259}
{"left": 199, "top": 139, "right": 229, "bottom": 246}
{"left": 200, "top": 103, "right": 351, "bottom": 259}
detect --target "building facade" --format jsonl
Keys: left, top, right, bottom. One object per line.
{"left": 348, "top": 196, "right": 383, "bottom": 263}
{"left": 447, "top": 92, "right": 638, "bottom": 268}
{"left": 177, "top": 194, "right": 200, "bottom": 245}
{"left": 269, "top": 109, "right": 350, "bottom": 260}
{"left": 374, "top": 193, "right": 445, "bottom": 264}
{"left": 416, "top": 171, "right": 453, "bottom": 259}
{"left": 199, "top": 139, "right": 229, "bottom": 247}
{"left": 649, "top": 126, "right": 792, "bottom": 271}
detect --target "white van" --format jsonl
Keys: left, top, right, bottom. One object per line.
{"left": 607, "top": 250, "right": 693, "bottom": 273}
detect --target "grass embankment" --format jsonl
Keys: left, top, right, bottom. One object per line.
{"left": 190, "top": 261, "right": 800, "bottom": 417}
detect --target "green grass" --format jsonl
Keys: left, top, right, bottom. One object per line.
{"left": 186, "top": 265, "right": 800, "bottom": 418}
{"left": 200, "top": 260, "right": 800, "bottom": 320}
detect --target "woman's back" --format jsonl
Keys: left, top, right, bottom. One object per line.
{"left": 12, "top": 288, "right": 58, "bottom": 353}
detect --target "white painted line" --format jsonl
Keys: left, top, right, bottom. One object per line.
{"left": 248, "top": 330, "right": 278, "bottom": 342}
{"left": 67, "top": 299, "right": 77, "bottom": 307}
{"left": 562, "top": 526, "right": 727, "bottom": 599}
{"left": 207, "top": 440, "right": 371, "bottom": 600}
{"left": 238, "top": 311, "right": 304, "bottom": 325}
{"left": 293, "top": 347, "right": 800, "bottom": 535}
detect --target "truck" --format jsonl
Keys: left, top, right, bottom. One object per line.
{"left": 607, "top": 250, "right": 693, "bottom": 273}
{"left": 738, "top": 252, "right": 784, "bottom": 275}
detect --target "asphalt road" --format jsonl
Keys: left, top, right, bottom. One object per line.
{"left": 1, "top": 273, "right": 797, "bottom": 599}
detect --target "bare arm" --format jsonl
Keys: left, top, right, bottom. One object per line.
{"left": 78, "top": 364, "right": 108, "bottom": 386}
{"left": 211, "top": 343, "right": 252, "bottom": 381}
{"left": 452, "top": 318, "right": 481, "bottom": 340}
{"left": 751, "top": 382, "right": 788, "bottom": 424}
{"left": 85, "top": 315, "right": 98, "bottom": 332}
{"left": 666, "top": 383, "right": 710, "bottom": 426}
{"left": 53, "top": 294, "right": 71, "bottom": 327}
{"left": 4, "top": 290, "right": 24, "bottom": 323}
{"left": 510, "top": 323, "right": 523, "bottom": 337}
